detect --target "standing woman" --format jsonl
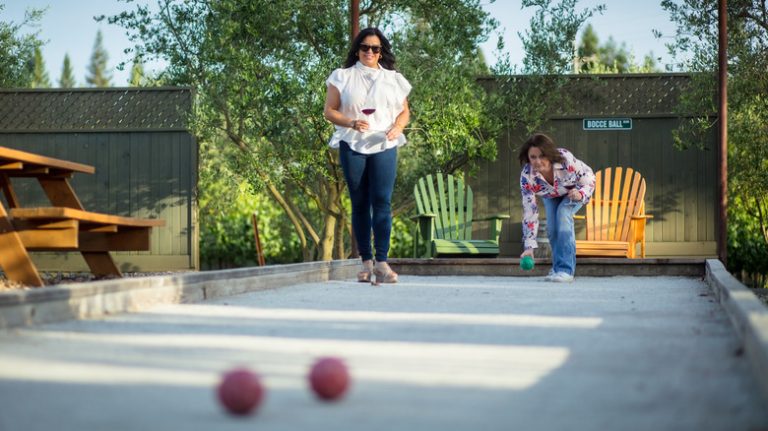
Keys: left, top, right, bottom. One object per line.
{"left": 323, "top": 27, "right": 412, "bottom": 285}
{"left": 519, "top": 133, "right": 595, "bottom": 282}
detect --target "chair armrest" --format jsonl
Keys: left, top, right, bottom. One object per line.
{"left": 410, "top": 213, "right": 436, "bottom": 221}
{"left": 475, "top": 214, "right": 511, "bottom": 221}
{"left": 475, "top": 214, "right": 509, "bottom": 243}
{"left": 630, "top": 215, "right": 654, "bottom": 220}
{"left": 573, "top": 215, "right": 586, "bottom": 220}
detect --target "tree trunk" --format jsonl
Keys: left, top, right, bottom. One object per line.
{"left": 318, "top": 212, "right": 338, "bottom": 261}
{"left": 334, "top": 211, "right": 346, "bottom": 259}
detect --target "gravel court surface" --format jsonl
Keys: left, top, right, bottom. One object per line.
{"left": 0, "top": 275, "right": 766, "bottom": 431}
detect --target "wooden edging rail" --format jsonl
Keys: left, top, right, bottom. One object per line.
{"left": 0, "top": 260, "right": 360, "bottom": 330}
{"left": 705, "top": 259, "right": 768, "bottom": 404}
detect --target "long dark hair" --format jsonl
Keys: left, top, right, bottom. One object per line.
{"left": 343, "top": 27, "right": 397, "bottom": 70}
{"left": 518, "top": 133, "right": 565, "bottom": 166}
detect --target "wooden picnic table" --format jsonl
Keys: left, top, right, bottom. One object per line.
{"left": 0, "top": 145, "right": 165, "bottom": 287}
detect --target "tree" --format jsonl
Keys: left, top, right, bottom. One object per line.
{"left": 59, "top": 53, "right": 76, "bottom": 88}
{"left": 661, "top": 0, "right": 768, "bottom": 286}
{"left": 577, "top": 23, "right": 600, "bottom": 68}
{"left": 30, "top": 45, "right": 50, "bottom": 88}
{"left": 104, "top": 0, "right": 501, "bottom": 261}
{"left": 492, "top": 0, "right": 604, "bottom": 133}
{"left": 577, "top": 23, "right": 660, "bottom": 73}
{"left": 85, "top": 30, "right": 112, "bottom": 87}
{"left": 0, "top": 3, "right": 44, "bottom": 87}
{"left": 129, "top": 54, "right": 144, "bottom": 86}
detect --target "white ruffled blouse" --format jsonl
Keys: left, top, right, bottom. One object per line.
{"left": 326, "top": 61, "right": 412, "bottom": 154}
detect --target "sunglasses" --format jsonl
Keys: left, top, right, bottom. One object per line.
{"left": 359, "top": 44, "right": 382, "bottom": 54}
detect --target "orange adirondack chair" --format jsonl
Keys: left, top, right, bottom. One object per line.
{"left": 574, "top": 167, "right": 653, "bottom": 258}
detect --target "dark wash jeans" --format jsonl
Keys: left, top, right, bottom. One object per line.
{"left": 339, "top": 141, "right": 398, "bottom": 262}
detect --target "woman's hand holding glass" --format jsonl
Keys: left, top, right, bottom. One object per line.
{"left": 566, "top": 188, "right": 583, "bottom": 201}
{"left": 351, "top": 118, "right": 370, "bottom": 132}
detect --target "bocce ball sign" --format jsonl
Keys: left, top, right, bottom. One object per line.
{"left": 582, "top": 118, "right": 632, "bottom": 131}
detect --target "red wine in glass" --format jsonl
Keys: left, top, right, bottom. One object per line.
{"left": 361, "top": 108, "right": 376, "bottom": 115}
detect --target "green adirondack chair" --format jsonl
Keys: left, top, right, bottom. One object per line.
{"left": 412, "top": 173, "right": 510, "bottom": 258}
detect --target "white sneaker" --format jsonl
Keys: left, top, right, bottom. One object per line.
{"left": 544, "top": 269, "right": 556, "bottom": 281}
{"left": 549, "top": 272, "right": 574, "bottom": 283}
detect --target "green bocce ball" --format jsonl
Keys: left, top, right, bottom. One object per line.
{"left": 520, "top": 255, "right": 535, "bottom": 271}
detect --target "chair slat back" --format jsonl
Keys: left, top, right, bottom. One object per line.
{"left": 414, "top": 174, "right": 473, "bottom": 240}
{"left": 584, "top": 167, "right": 647, "bottom": 242}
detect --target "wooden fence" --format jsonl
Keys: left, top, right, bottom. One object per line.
{"left": 0, "top": 88, "right": 198, "bottom": 271}
{"left": 471, "top": 74, "right": 717, "bottom": 257}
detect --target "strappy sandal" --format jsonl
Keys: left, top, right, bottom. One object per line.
{"left": 372, "top": 262, "right": 398, "bottom": 286}
{"left": 357, "top": 260, "right": 374, "bottom": 283}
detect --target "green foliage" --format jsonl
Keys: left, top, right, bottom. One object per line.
{"left": 518, "top": 0, "right": 604, "bottom": 75}
{"left": 577, "top": 24, "right": 660, "bottom": 73}
{"left": 30, "top": 45, "right": 50, "bottom": 88}
{"left": 389, "top": 214, "right": 415, "bottom": 258}
{"left": 728, "top": 195, "right": 768, "bottom": 288}
{"left": 661, "top": 0, "right": 768, "bottom": 283}
{"left": 106, "top": 0, "right": 503, "bottom": 262}
{"left": 58, "top": 54, "right": 76, "bottom": 88}
{"left": 0, "top": 3, "right": 44, "bottom": 88}
{"left": 86, "top": 30, "right": 112, "bottom": 87}
{"left": 198, "top": 139, "right": 301, "bottom": 268}
{"left": 492, "top": 0, "right": 603, "bottom": 134}
{"left": 129, "top": 54, "right": 144, "bottom": 86}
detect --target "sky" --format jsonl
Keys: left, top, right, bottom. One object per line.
{"left": 2, "top": 1, "right": 680, "bottom": 87}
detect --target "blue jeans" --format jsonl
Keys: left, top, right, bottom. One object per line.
{"left": 542, "top": 196, "right": 583, "bottom": 276}
{"left": 339, "top": 142, "right": 398, "bottom": 262}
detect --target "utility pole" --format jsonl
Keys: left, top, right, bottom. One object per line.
{"left": 348, "top": 0, "right": 361, "bottom": 259}
{"left": 717, "top": 0, "right": 728, "bottom": 265}
{"left": 351, "top": 0, "right": 360, "bottom": 41}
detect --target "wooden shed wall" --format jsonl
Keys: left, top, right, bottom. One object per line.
{"left": 470, "top": 74, "right": 717, "bottom": 257}
{"left": 0, "top": 88, "right": 198, "bottom": 271}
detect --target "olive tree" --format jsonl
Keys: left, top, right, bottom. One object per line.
{"left": 104, "top": 0, "right": 501, "bottom": 261}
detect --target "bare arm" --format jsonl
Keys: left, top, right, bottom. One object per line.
{"left": 386, "top": 98, "right": 410, "bottom": 141}
{"left": 323, "top": 84, "right": 368, "bottom": 132}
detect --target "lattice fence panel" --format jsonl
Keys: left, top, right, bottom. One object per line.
{"left": 0, "top": 89, "right": 192, "bottom": 131}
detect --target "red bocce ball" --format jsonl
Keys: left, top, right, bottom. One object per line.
{"left": 217, "top": 368, "right": 264, "bottom": 415}
{"left": 308, "top": 357, "right": 350, "bottom": 401}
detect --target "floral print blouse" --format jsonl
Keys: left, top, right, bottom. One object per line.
{"left": 520, "top": 148, "right": 596, "bottom": 250}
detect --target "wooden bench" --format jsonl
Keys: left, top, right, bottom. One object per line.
{"left": 0, "top": 145, "right": 165, "bottom": 287}
{"left": 10, "top": 207, "right": 164, "bottom": 252}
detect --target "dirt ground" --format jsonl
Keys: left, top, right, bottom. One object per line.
{"left": 0, "top": 272, "right": 177, "bottom": 291}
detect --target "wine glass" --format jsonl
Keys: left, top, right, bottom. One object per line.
{"left": 565, "top": 184, "right": 576, "bottom": 203}
{"left": 358, "top": 107, "right": 376, "bottom": 132}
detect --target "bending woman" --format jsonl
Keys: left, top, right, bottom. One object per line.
{"left": 519, "top": 133, "right": 595, "bottom": 282}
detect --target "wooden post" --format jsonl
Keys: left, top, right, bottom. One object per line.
{"left": 350, "top": 0, "right": 360, "bottom": 41}
{"left": 717, "top": 0, "right": 728, "bottom": 265}
{"left": 252, "top": 212, "right": 266, "bottom": 266}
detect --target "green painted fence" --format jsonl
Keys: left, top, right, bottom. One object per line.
{"left": 471, "top": 74, "right": 717, "bottom": 257}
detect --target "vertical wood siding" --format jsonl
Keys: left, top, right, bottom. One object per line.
{"left": 0, "top": 132, "right": 198, "bottom": 270}
{"left": 470, "top": 117, "right": 717, "bottom": 257}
